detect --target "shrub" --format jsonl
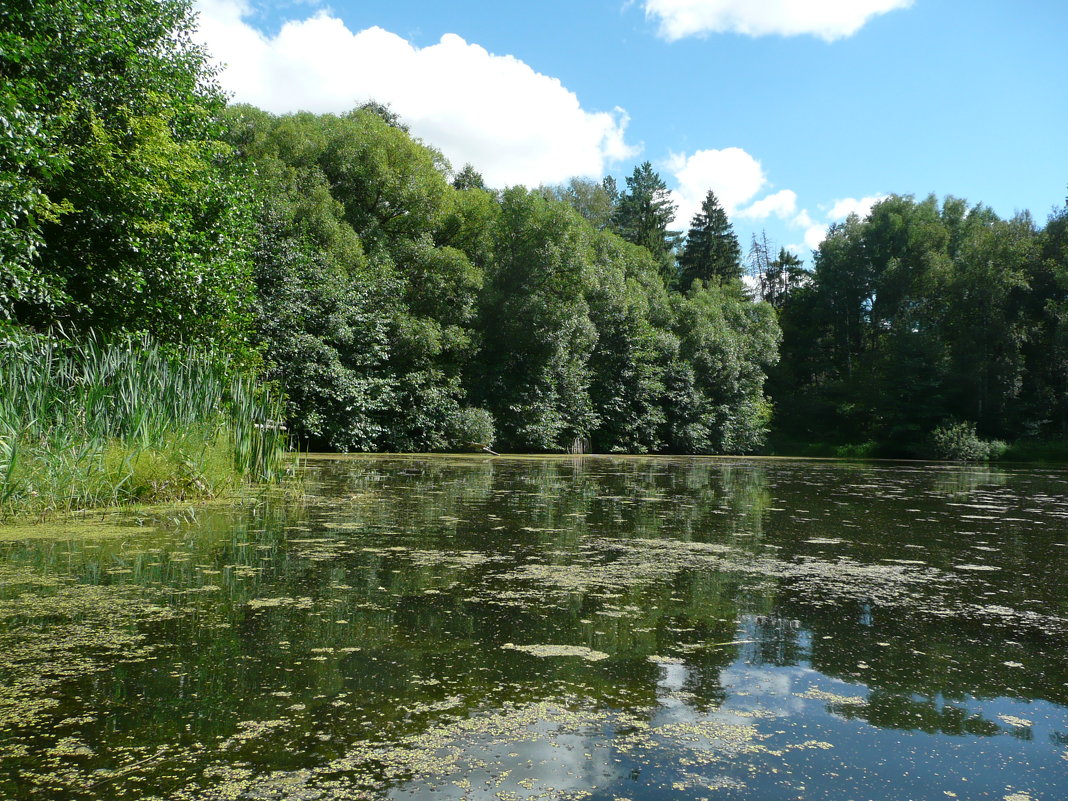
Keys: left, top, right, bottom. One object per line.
{"left": 929, "top": 422, "right": 1006, "bottom": 462}
{"left": 451, "top": 407, "right": 495, "bottom": 450}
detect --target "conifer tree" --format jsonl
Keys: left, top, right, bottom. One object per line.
{"left": 613, "top": 162, "right": 679, "bottom": 281}
{"left": 677, "top": 190, "right": 742, "bottom": 289}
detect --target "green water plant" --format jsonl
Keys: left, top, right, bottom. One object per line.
{"left": 0, "top": 329, "right": 288, "bottom": 520}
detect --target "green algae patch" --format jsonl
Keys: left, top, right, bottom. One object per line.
{"left": 246, "top": 596, "right": 315, "bottom": 610}
{"left": 220, "top": 719, "right": 291, "bottom": 750}
{"left": 0, "top": 574, "right": 178, "bottom": 766}
{"left": 502, "top": 643, "right": 610, "bottom": 661}
{"left": 175, "top": 700, "right": 782, "bottom": 800}
{"left": 648, "top": 655, "right": 685, "bottom": 664}
{"left": 0, "top": 520, "right": 157, "bottom": 542}
{"left": 795, "top": 686, "right": 867, "bottom": 707}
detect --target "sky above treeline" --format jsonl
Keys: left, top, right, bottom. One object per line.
{"left": 193, "top": 0, "right": 1068, "bottom": 261}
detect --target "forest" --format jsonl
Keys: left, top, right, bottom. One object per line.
{"left": 3, "top": 0, "right": 1068, "bottom": 503}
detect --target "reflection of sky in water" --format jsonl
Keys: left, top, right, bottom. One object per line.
{"left": 389, "top": 729, "right": 626, "bottom": 800}
{"left": 388, "top": 634, "right": 1066, "bottom": 800}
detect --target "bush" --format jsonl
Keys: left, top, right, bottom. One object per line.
{"left": 451, "top": 407, "right": 495, "bottom": 450}
{"left": 929, "top": 422, "right": 1006, "bottom": 462}
{"left": 834, "top": 440, "right": 881, "bottom": 459}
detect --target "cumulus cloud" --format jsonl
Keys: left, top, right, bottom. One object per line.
{"left": 193, "top": 0, "right": 638, "bottom": 187}
{"left": 802, "top": 222, "right": 830, "bottom": 250}
{"left": 784, "top": 196, "right": 887, "bottom": 254}
{"left": 667, "top": 147, "right": 769, "bottom": 228}
{"left": 737, "top": 189, "right": 798, "bottom": 220}
{"left": 793, "top": 208, "right": 815, "bottom": 229}
{"left": 827, "top": 194, "right": 887, "bottom": 221}
{"left": 779, "top": 210, "right": 822, "bottom": 254}
{"left": 644, "top": 0, "right": 914, "bottom": 42}
{"left": 662, "top": 146, "right": 882, "bottom": 256}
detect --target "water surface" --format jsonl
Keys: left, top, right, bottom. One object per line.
{"left": 2, "top": 455, "right": 1067, "bottom": 800}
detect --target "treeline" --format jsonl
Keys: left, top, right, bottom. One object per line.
{"left": 768, "top": 195, "right": 1068, "bottom": 458}
{"left": 215, "top": 106, "right": 779, "bottom": 453}
{"left": 1, "top": 0, "right": 779, "bottom": 456}
{"left": 3, "top": 0, "right": 1067, "bottom": 460}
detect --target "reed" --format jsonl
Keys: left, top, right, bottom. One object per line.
{"left": 0, "top": 330, "right": 288, "bottom": 521}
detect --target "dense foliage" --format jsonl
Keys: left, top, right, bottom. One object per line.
{"left": 3, "top": 0, "right": 1065, "bottom": 463}
{"left": 769, "top": 196, "right": 1068, "bottom": 456}
{"left": 220, "top": 107, "right": 780, "bottom": 453}
{"left": 1, "top": 0, "right": 255, "bottom": 354}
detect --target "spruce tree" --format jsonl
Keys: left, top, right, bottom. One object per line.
{"left": 677, "top": 190, "right": 741, "bottom": 289}
{"left": 613, "top": 162, "right": 679, "bottom": 281}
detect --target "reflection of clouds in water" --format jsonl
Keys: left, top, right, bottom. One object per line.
{"left": 652, "top": 656, "right": 797, "bottom": 729}
{"left": 719, "top": 663, "right": 818, "bottom": 718}
{"left": 387, "top": 725, "right": 626, "bottom": 800}
{"left": 657, "top": 661, "right": 688, "bottom": 694}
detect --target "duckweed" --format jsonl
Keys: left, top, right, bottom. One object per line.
{"left": 2, "top": 455, "right": 1068, "bottom": 800}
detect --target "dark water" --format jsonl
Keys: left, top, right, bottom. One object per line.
{"left": 2, "top": 455, "right": 1067, "bottom": 800}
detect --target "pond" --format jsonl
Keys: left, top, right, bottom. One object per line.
{"left": 1, "top": 455, "right": 1067, "bottom": 800}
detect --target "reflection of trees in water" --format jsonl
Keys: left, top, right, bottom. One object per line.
{"left": 770, "top": 594, "right": 1068, "bottom": 735}
{"left": 5, "top": 455, "right": 1068, "bottom": 797}
{"left": 0, "top": 456, "right": 776, "bottom": 791}
{"left": 304, "top": 455, "right": 1068, "bottom": 733}
{"left": 835, "top": 690, "right": 1001, "bottom": 737}
{"left": 312, "top": 455, "right": 776, "bottom": 549}
{"left": 927, "top": 464, "right": 1009, "bottom": 496}
{"left": 742, "top": 614, "right": 805, "bottom": 667}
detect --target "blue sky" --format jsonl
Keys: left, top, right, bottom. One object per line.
{"left": 194, "top": 0, "right": 1068, "bottom": 260}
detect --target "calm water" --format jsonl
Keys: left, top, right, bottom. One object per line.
{"left": 2, "top": 455, "right": 1067, "bottom": 800}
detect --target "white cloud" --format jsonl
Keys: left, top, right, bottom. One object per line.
{"left": 667, "top": 147, "right": 768, "bottom": 229}
{"left": 644, "top": 0, "right": 914, "bottom": 42}
{"left": 666, "top": 151, "right": 821, "bottom": 257}
{"left": 738, "top": 189, "right": 797, "bottom": 220}
{"left": 803, "top": 223, "right": 829, "bottom": 250}
{"left": 793, "top": 208, "right": 815, "bottom": 229}
{"left": 193, "top": 0, "right": 638, "bottom": 187}
{"left": 781, "top": 209, "right": 828, "bottom": 253}
{"left": 781, "top": 194, "right": 885, "bottom": 252}
{"left": 827, "top": 194, "right": 887, "bottom": 221}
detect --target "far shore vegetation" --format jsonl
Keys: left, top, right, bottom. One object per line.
{"left": 2, "top": 0, "right": 1068, "bottom": 518}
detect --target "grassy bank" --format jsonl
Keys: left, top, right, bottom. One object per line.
{"left": 766, "top": 434, "right": 1068, "bottom": 463}
{"left": 998, "top": 440, "right": 1068, "bottom": 464}
{"left": 0, "top": 331, "right": 288, "bottom": 521}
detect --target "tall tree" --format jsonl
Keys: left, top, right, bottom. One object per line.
{"left": 613, "top": 162, "right": 679, "bottom": 281}
{"left": 221, "top": 106, "right": 490, "bottom": 452}
{"left": 664, "top": 284, "right": 781, "bottom": 453}
{"left": 544, "top": 177, "right": 617, "bottom": 231}
{"left": 748, "top": 234, "right": 808, "bottom": 308}
{"left": 474, "top": 188, "right": 597, "bottom": 451}
{"left": 585, "top": 232, "right": 672, "bottom": 453}
{"left": 1027, "top": 203, "right": 1068, "bottom": 434}
{"left": 1, "top": 0, "right": 254, "bottom": 352}
{"left": 677, "top": 190, "right": 741, "bottom": 289}
{"left": 452, "top": 163, "right": 487, "bottom": 191}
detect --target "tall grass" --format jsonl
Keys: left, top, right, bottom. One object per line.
{"left": 0, "top": 330, "right": 288, "bottom": 520}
